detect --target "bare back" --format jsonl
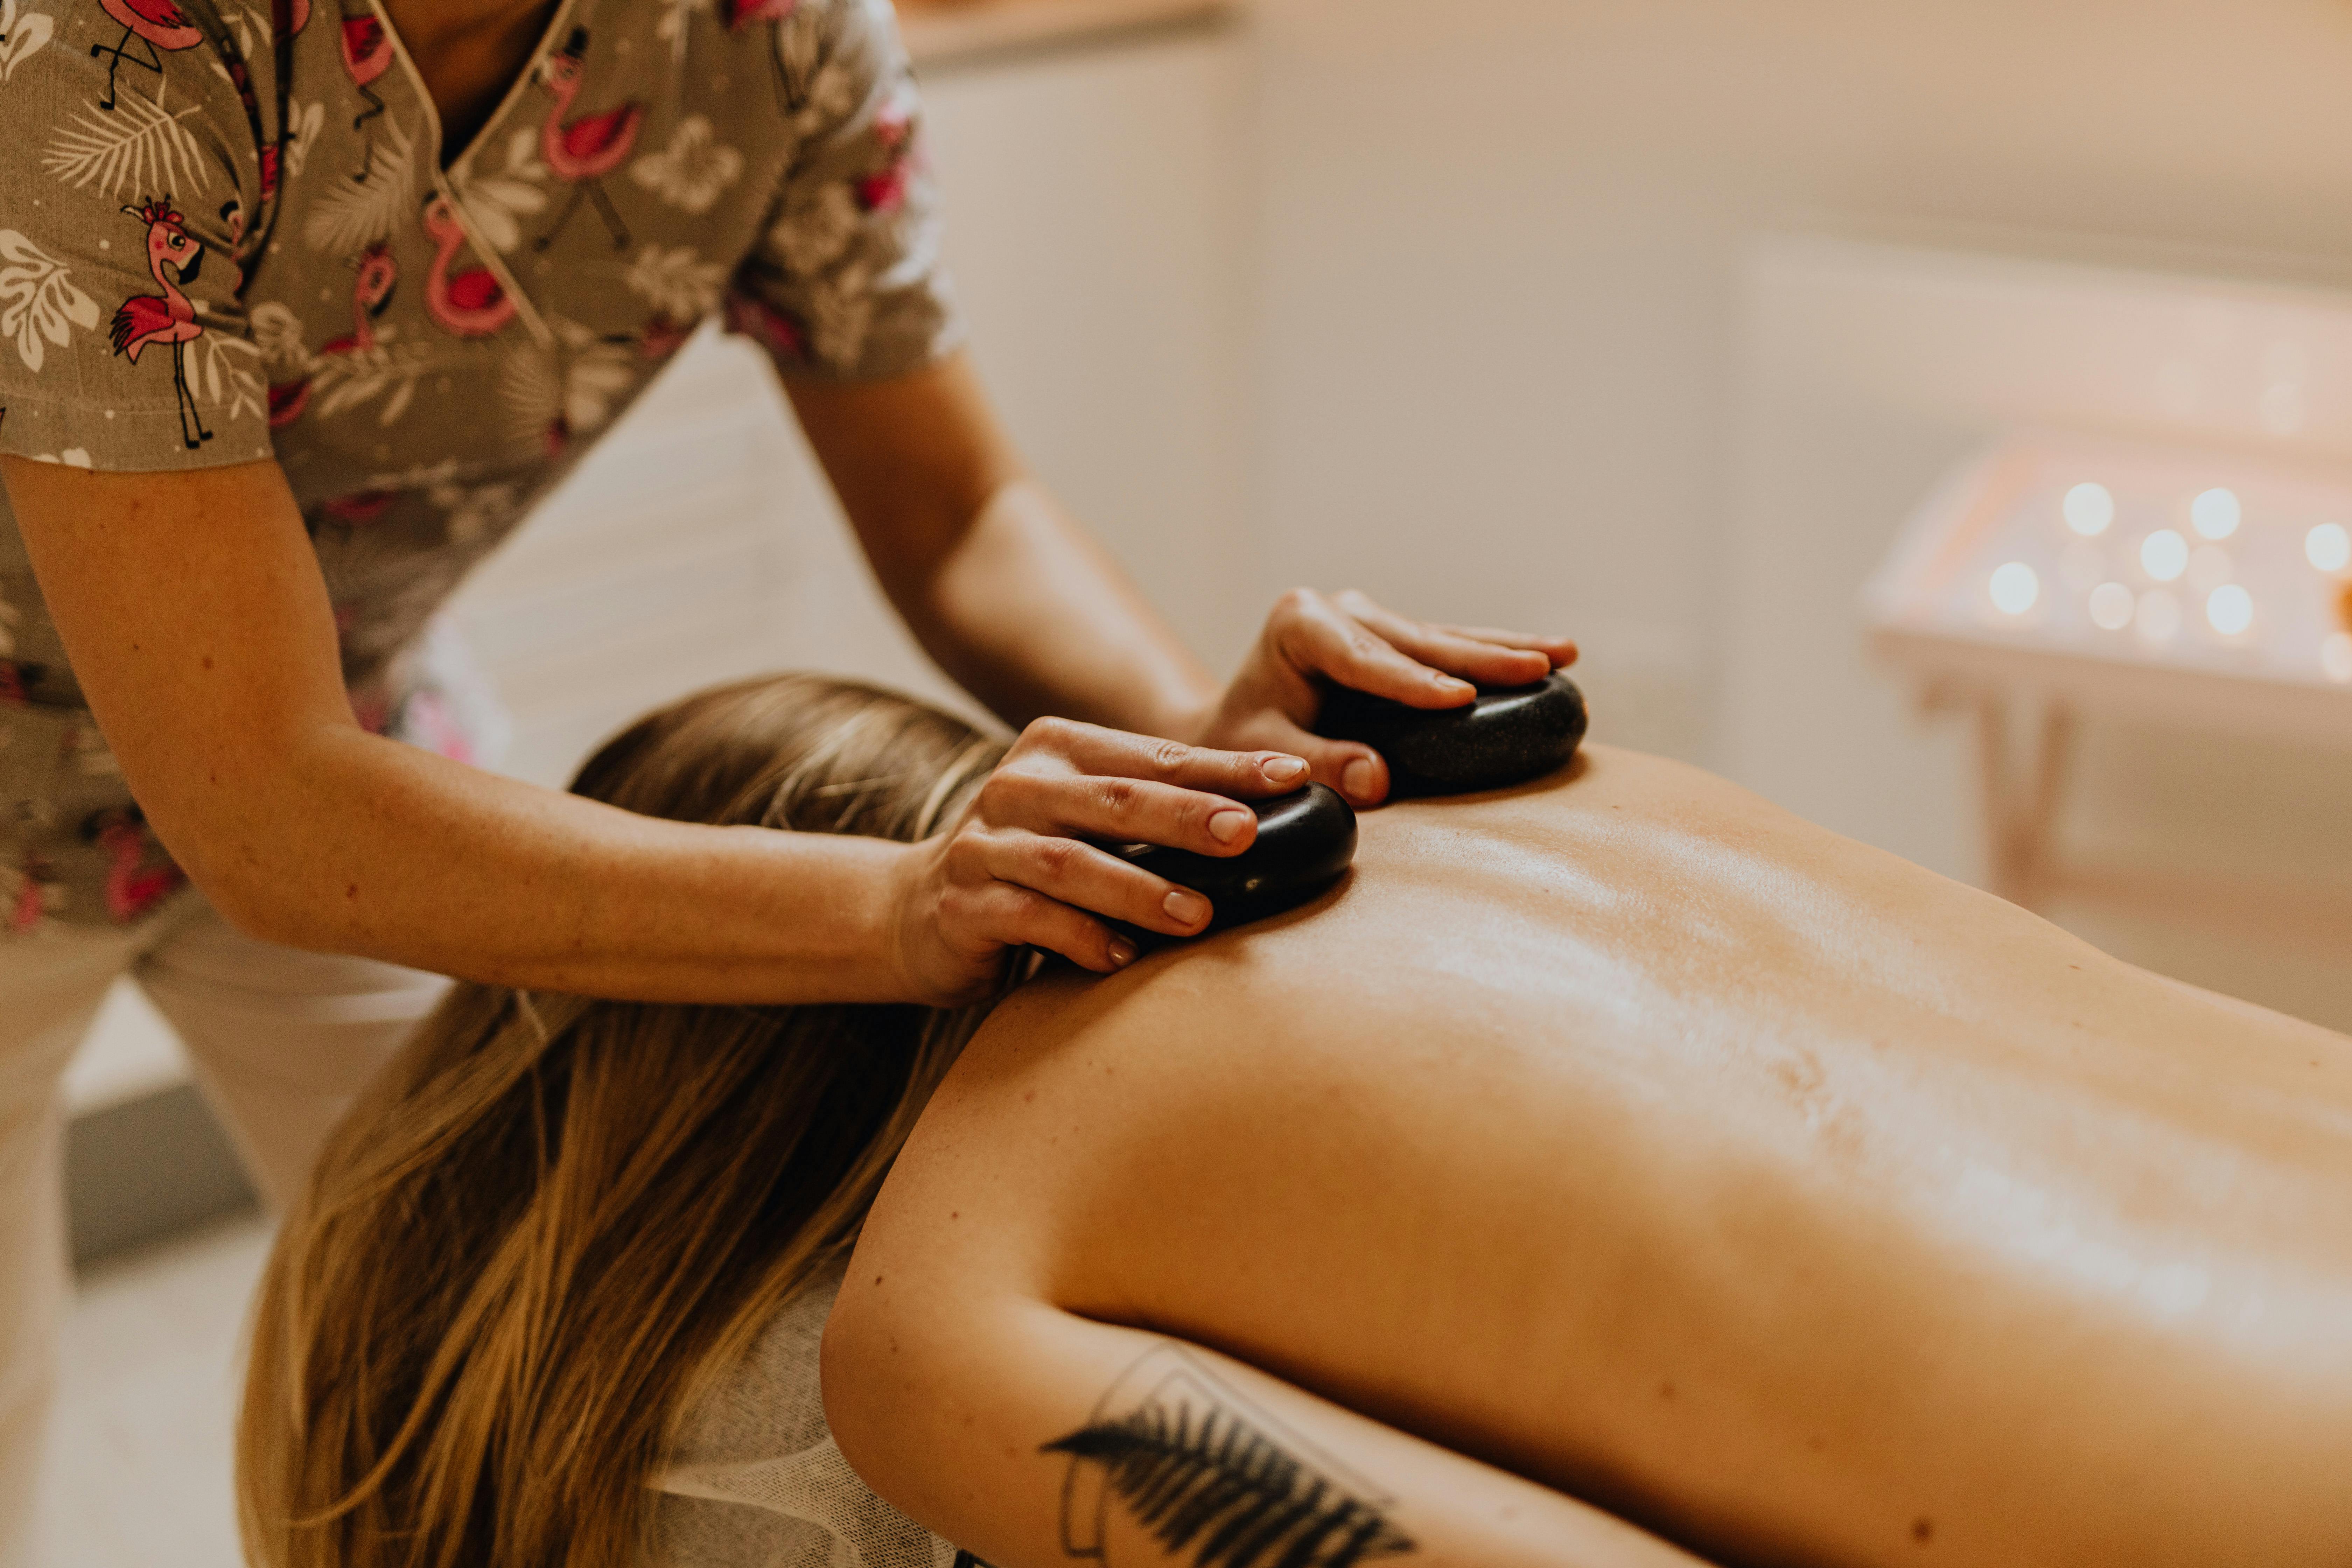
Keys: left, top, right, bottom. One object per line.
{"left": 841, "top": 746, "right": 2352, "bottom": 1566}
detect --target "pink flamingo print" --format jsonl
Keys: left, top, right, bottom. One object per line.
{"left": 88, "top": 0, "right": 202, "bottom": 111}
{"left": 321, "top": 491, "right": 393, "bottom": 524}
{"left": 108, "top": 197, "right": 212, "bottom": 449}
{"left": 271, "top": 0, "right": 306, "bottom": 38}
{"left": 725, "top": 0, "right": 803, "bottom": 111}
{"left": 323, "top": 241, "right": 397, "bottom": 353}
{"left": 534, "top": 28, "right": 642, "bottom": 252}
{"left": 266, "top": 380, "right": 310, "bottom": 426}
{"left": 340, "top": 0, "right": 393, "bottom": 179}
{"left": 724, "top": 290, "right": 805, "bottom": 365}
{"left": 91, "top": 812, "right": 183, "bottom": 922}
{"left": 268, "top": 241, "right": 396, "bottom": 424}
{"left": 421, "top": 194, "right": 516, "bottom": 337}
{"left": 8, "top": 873, "right": 43, "bottom": 935}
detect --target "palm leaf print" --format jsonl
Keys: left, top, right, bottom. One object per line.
{"left": 42, "top": 81, "right": 203, "bottom": 193}
{"left": 1045, "top": 1369, "right": 1415, "bottom": 1568}
{"left": 191, "top": 332, "right": 263, "bottom": 423}
{"left": 303, "top": 117, "right": 417, "bottom": 252}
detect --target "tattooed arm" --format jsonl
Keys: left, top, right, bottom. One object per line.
{"left": 821, "top": 1287, "right": 1716, "bottom": 1568}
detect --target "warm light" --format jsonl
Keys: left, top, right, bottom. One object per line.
{"left": 2311, "top": 523, "right": 2352, "bottom": 573}
{"left": 2326, "top": 633, "right": 2352, "bottom": 684}
{"left": 2088, "top": 582, "right": 2135, "bottom": 630}
{"left": 2140, "top": 529, "right": 2189, "bottom": 582}
{"left": 2137, "top": 589, "right": 2182, "bottom": 642}
{"left": 2205, "top": 584, "right": 2254, "bottom": 637}
{"left": 2063, "top": 483, "right": 2115, "bottom": 537}
{"left": 1989, "top": 562, "right": 2040, "bottom": 616}
{"left": 2190, "top": 488, "right": 2241, "bottom": 540}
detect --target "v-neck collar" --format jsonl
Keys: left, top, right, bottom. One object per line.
{"left": 362, "top": 0, "right": 586, "bottom": 349}
{"left": 368, "top": 0, "right": 585, "bottom": 175}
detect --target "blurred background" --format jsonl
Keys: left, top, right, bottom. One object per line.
{"left": 42, "top": 0, "right": 2352, "bottom": 1560}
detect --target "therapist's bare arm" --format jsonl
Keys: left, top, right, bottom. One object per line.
{"left": 790, "top": 351, "right": 1582, "bottom": 805}
{"left": 1, "top": 455, "right": 1302, "bottom": 1002}
{"left": 789, "top": 351, "right": 1219, "bottom": 738}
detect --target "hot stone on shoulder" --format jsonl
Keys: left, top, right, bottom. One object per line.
{"left": 1317, "top": 672, "right": 1588, "bottom": 797}
{"left": 1118, "top": 784, "right": 1357, "bottom": 941}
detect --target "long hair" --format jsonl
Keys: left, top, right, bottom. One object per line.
{"left": 237, "top": 674, "right": 1009, "bottom": 1568}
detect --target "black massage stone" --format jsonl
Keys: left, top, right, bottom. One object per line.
{"left": 1118, "top": 783, "right": 1357, "bottom": 939}
{"left": 1317, "top": 672, "right": 1588, "bottom": 796}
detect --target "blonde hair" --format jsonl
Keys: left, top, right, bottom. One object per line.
{"left": 238, "top": 674, "right": 1009, "bottom": 1568}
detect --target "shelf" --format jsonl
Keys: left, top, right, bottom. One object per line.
{"left": 898, "top": 0, "right": 1236, "bottom": 66}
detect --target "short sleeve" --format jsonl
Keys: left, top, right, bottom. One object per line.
{"left": 0, "top": 5, "right": 272, "bottom": 472}
{"left": 722, "top": 0, "right": 963, "bottom": 384}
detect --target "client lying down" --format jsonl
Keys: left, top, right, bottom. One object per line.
{"left": 238, "top": 674, "right": 2352, "bottom": 1568}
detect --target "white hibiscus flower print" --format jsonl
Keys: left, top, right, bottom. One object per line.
{"left": 458, "top": 129, "right": 550, "bottom": 252}
{"left": 625, "top": 244, "right": 726, "bottom": 320}
{"left": 0, "top": 0, "right": 56, "bottom": 82}
{"left": 629, "top": 117, "right": 743, "bottom": 215}
{"left": 0, "top": 584, "right": 19, "bottom": 659}
{"left": 790, "top": 62, "right": 855, "bottom": 140}
{"left": 0, "top": 230, "right": 99, "bottom": 372}
{"left": 805, "top": 262, "right": 873, "bottom": 369}
{"left": 765, "top": 181, "right": 858, "bottom": 276}
{"left": 28, "top": 448, "right": 92, "bottom": 468}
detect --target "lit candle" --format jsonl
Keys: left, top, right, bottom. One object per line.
{"left": 2064, "top": 483, "right": 2115, "bottom": 537}
{"left": 2190, "top": 488, "right": 2241, "bottom": 540}
{"left": 1989, "top": 562, "right": 2040, "bottom": 616}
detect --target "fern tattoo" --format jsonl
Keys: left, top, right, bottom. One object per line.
{"left": 1044, "top": 1347, "right": 1416, "bottom": 1568}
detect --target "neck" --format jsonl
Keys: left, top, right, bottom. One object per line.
{"left": 378, "top": 0, "right": 546, "bottom": 56}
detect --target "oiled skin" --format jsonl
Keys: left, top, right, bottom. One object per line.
{"left": 849, "top": 745, "right": 2352, "bottom": 1567}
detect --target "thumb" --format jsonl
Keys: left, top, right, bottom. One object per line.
{"left": 1255, "top": 715, "right": 1389, "bottom": 807}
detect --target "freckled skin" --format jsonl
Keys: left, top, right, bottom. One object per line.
{"left": 850, "top": 746, "right": 2352, "bottom": 1568}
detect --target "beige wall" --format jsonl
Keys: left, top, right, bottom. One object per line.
{"left": 1244, "top": 0, "right": 2352, "bottom": 751}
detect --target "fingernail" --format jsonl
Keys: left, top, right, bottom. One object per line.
{"left": 1209, "top": 807, "right": 1252, "bottom": 843}
{"left": 1261, "top": 755, "right": 1308, "bottom": 784}
{"left": 1435, "top": 673, "right": 1474, "bottom": 695}
{"left": 1342, "top": 758, "right": 1377, "bottom": 800}
{"left": 1164, "top": 889, "right": 1211, "bottom": 927}
{"left": 1108, "top": 937, "right": 1139, "bottom": 968}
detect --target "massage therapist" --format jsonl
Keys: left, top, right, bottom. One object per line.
{"left": 0, "top": 0, "right": 1569, "bottom": 1548}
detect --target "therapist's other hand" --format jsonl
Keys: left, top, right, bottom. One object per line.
{"left": 1190, "top": 588, "right": 1577, "bottom": 806}
{"left": 889, "top": 718, "right": 1310, "bottom": 1004}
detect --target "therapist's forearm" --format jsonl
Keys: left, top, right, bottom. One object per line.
{"left": 913, "top": 477, "right": 1216, "bottom": 737}
{"left": 195, "top": 722, "right": 913, "bottom": 1004}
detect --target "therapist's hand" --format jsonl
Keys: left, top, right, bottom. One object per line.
{"left": 888, "top": 718, "right": 1310, "bottom": 1004}
{"left": 1190, "top": 589, "right": 1577, "bottom": 806}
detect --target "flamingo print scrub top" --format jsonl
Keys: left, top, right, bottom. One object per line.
{"left": 0, "top": 0, "right": 959, "bottom": 930}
